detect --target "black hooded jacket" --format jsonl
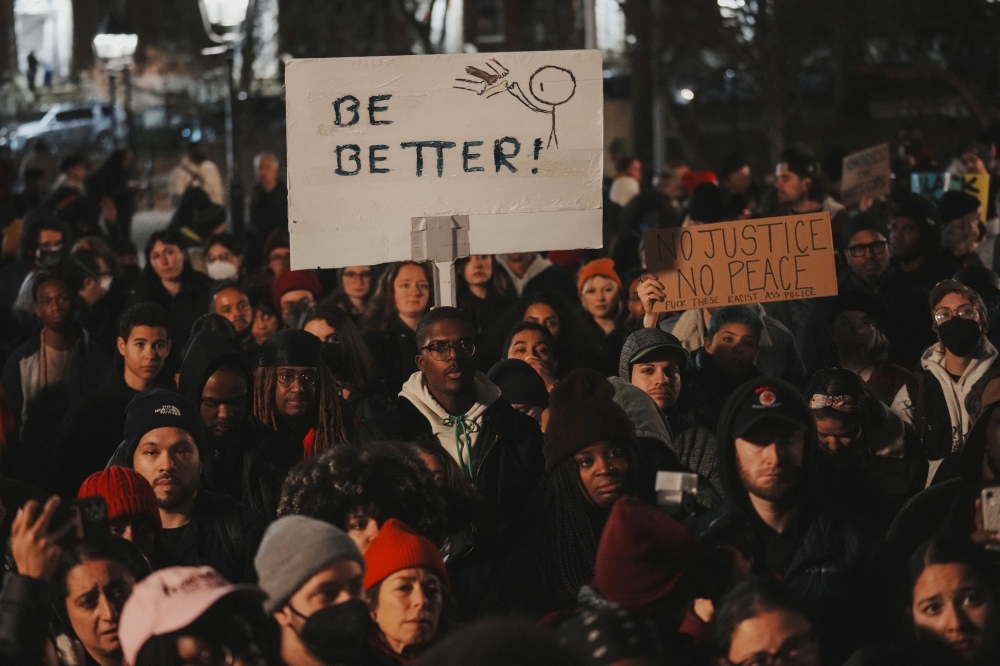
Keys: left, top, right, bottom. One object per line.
{"left": 177, "top": 330, "right": 266, "bottom": 504}
{"left": 50, "top": 354, "right": 174, "bottom": 496}
{"left": 692, "top": 378, "right": 892, "bottom": 665}
{"left": 125, "top": 264, "right": 212, "bottom": 367}
{"left": 813, "top": 407, "right": 927, "bottom": 539}
{"left": 680, "top": 348, "right": 761, "bottom": 431}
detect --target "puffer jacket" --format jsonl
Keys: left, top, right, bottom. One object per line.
{"left": 692, "top": 378, "right": 892, "bottom": 665}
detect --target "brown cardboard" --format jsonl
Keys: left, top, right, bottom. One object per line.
{"left": 642, "top": 213, "right": 839, "bottom": 312}
{"left": 840, "top": 143, "right": 891, "bottom": 207}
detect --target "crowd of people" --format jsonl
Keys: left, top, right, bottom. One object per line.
{"left": 0, "top": 133, "right": 999, "bottom": 665}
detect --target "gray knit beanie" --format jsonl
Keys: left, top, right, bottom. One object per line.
{"left": 254, "top": 515, "right": 365, "bottom": 614}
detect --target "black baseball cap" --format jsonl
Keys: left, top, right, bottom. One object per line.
{"left": 728, "top": 378, "right": 812, "bottom": 439}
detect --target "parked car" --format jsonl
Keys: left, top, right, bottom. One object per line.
{"left": 8, "top": 103, "right": 126, "bottom": 154}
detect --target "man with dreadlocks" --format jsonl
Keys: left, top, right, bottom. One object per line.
{"left": 249, "top": 328, "right": 348, "bottom": 518}
{"left": 358, "top": 307, "right": 544, "bottom": 540}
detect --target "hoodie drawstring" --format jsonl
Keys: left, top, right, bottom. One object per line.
{"left": 442, "top": 415, "right": 479, "bottom": 481}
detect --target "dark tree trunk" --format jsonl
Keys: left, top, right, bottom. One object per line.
{"left": 0, "top": 0, "right": 16, "bottom": 83}
{"left": 72, "top": 0, "right": 100, "bottom": 78}
{"left": 626, "top": 0, "right": 653, "bottom": 183}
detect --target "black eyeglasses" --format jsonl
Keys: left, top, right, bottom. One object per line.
{"left": 728, "top": 631, "right": 818, "bottom": 666}
{"left": 276, "top": 369, "right": 319, "bottom": 387}
{"left": 846, "top": 241, "right": 888, "bottom": 258}
{"left": 422, "top": 339, "right": 476, "bottom": 361}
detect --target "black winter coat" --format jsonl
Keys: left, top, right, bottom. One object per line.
{"left": 364, "top": 316, "right": 419, "bottom": 399}
{"left": 800, "top": 269, "right": 934, "bottom": 372}
{"left": 53, "top": 362, "right": 145, "bottom": 496}
{"left": 357, "top": 396, "right": 545, "bottom": 538}
{"left": 885, "top": 397, "right": 1000, "bottom": 565}
{"left": 680, "top": 349, "right": 761, "bottom": 432}
{"left": 125, "top": 266, "right": 212, "bottom": 366}
{"left": 813, "top": 414, "right": 927, "bottom": 539}
{"left": 240, "top": 423, "right": 306, "bottom": 520}
{"left": 695, "top": 378, "right": 893, "bottom": 666}
{"left": 1, "top": 331, "right": 110, "bottom": 487}
{"left": 160, "top": 489, "right": 266, "bottom": 584}
{"left": 694, "top": 500, "right": 892, "bottom": 665}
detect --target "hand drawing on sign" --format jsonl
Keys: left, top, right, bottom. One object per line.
{"left": 454, "top": 58, "right": 577, "bottom": 148}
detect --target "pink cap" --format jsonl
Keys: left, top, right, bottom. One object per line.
{"left": 118, "top": 566, "right": 263, "bottom": 666}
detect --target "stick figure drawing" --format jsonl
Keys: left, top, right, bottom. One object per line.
{"left": 454, "top": 58, "right": 577, "bottom": 148}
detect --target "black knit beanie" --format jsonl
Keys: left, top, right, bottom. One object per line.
{"left": 123, "top": 389, "right": 207, "bottom": 465}
{"left": 543, "top": 369, "right": 636, "bottom": 472}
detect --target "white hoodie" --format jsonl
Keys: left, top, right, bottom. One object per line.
{"left": 496, "top": 254, "right": 553, "bottom": 297}
{"left": 892, "top": 339, "right": 998, "bottom": 456}
{"left": 400, "top": 371, "right": 502, "bottom": 477}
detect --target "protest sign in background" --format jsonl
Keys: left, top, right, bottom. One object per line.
{"left": 911, "top": 173, "right": 991, "bottom": 220}
{"left": 284, "top": 50, "right": 603, "bottom": 270}
{"left": 642, "top": 213, "right": 838, "bottom": 312}
{"left": 840, "top": 143, "right": 891, "bottom": 207}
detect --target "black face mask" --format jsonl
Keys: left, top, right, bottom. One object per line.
{"left": 291, "top": 599, "right": 370, "bottom": 666}
{"left": 938, "top": 317, "right": 982, "bottom": 357}
{"left": 36, "top": 248, "right": 62, "bottom": 270}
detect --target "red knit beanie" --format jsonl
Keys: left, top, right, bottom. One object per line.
{"left": 543, "top": 369, "right": 636, "bottom": 471}
{"left": 271, "top": 269, "right": 323, "bottom": 311}
{"left": 363, "top": 519, "right": 449, "bottom": 591}
{"left": 78, "top": 466, "right": 162, "bottom": 531}
{"left": 577, "top": 258, "right": 621, "bottom": 293}
{"left": 591, "top": 496, "right": 695, "bottom": 609}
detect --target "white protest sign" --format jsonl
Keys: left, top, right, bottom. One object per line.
{"left": 284, "top": 50, "right": 604, "bottom": 273}
{"left": 840, "top": 143, "right": 891, "bottom": 207}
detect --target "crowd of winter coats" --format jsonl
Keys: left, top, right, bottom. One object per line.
{"left": 1, "top": 140, "right": 1000, "bottom": 665}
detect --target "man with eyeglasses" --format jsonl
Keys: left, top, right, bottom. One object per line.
{"left": 801, "top": 212, "right": 934, "bottom": 374}
{"left": 891, "top": 280, "right": 998, "bottom": 482}
{"left": 360, "top": 307, "right": 544, "bottom": 536}
{"left": 250, "top": 329, "right": 347, "bottom": 518}
{"left": 694, "top": 377, "right": 892, "bottom": 664}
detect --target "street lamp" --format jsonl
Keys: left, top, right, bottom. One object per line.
{"left": 199, "top": 0, "right": 250, "bottom": 235}
{"left": 93, "top": 18, "right": 138, "bottom": 151}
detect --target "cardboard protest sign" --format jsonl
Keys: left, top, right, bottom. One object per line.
{"left": 840, "top": 143, "right": 890, "bottom": 207}
{"left": 642, "top": 213, "right": 838, "bottom": 312}
{"left": 284, "top": 51, "right": 603, "bottom": 270}
{"left": 911, "top": 173, "right": 991, "bottom": 220}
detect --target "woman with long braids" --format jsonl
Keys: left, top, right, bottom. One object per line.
{"left": 247, "top": 328, "right": 348, "bottom": 518}
{"left": 534, "top": 369, "right": 640, "bottom": 610}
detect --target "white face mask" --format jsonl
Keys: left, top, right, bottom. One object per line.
{"left": 99, "top": 275, "right": 113, "bottom": 293}
{"left": 207, "top": 260, "right": 239, "bottom": 281}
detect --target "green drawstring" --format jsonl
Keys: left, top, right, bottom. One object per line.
{"left": 442, "top": 415, "right": 479, "bottom": 481}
